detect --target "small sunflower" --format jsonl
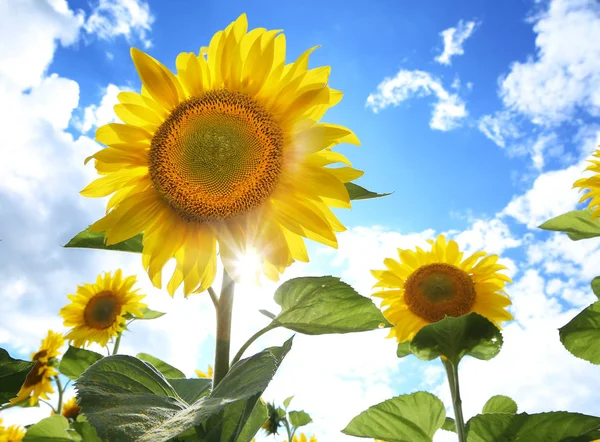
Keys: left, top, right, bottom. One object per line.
{"left": 59, "top": 270, "right": 146, "bottom": 348}
{"left": 261, "top": 401, "right": 285, "bottom": 435}
{"left": 10, "top": 330, "right": 64, "bottom": 406}
{"left": 195, "top": 365, "right": 213, "bottom": 379}
{"left": 61, "top": 397, "right": 82, "bottom": 420}
{"left": 573, "top": 146, "right": 600, "bottom": 218}
{"left": 284, "top": 434, "right": 317, "bottom": 442}
{"left": 372, "top": 235, "right": 513, "bottom": 343}
{"left": 0, "top": 418, "right": 26, "bottom": 442}
{"left": 81, "top": 13, "right": 362, "bottom": 297}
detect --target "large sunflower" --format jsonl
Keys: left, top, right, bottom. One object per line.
{"left": 573, "top": 145, "right": 600, "bottom": 218}
{"left": 81, "top": 13, "right": 362, "bottom": 296}
{"left": 10, "top": 330, "right": 64, "bottom": 406}
{"left": 59, "top": 270, "right": 146, "bottom": 348}
{"left": 372, "top": 235, "right": 513, "bottom": 343}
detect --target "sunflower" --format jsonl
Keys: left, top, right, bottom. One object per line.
{"left": 573, "top": 146, "right": 600, "bottom": 218}
{"left": 10, "top": 330, "right": 64, "bottom": 406}
{"left": 284, "top": 434, "right": 317, "bottom": 442}
{"left": 81, "top": 13, "right": 362, "bottom": 297}
{"left": 372, "top": 235, "right": 513, "bottom": 343}
{"left": 195, "top": 365, "right": 213, "bottom": 379}
{"left": 59, "top": 270, "right": 146, "bottom": 348}
{"left": 61, "top": 397, "right": 82, "bottom": 420}
{"left": 0, "top": 419, "right": 26, "bottom": 442}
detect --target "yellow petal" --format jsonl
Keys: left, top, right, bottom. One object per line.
{"left": 131, "top": 48, "right": 183, "bottom": 111}
{"left": 96, "top": 123, "right": 151, "bottom": 146}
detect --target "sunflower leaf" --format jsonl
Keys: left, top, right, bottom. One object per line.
{"left": 168, "top": 378, "right": 212, "bottom": 405}
{"left": 342, "top": 392, "right": 446, "bottom": 442}
{"left": 538, "top": 209, "right": 600, "bottom": 241}
{"left": 591, "top": 277, "right": 600, "bottom": 299}
{"left": 272, "top": 276, "right": 389, "bottom": 334}
{"left": 0, "top": 348, "right": 34, "bottom": 405}
{"left": 134, "top": 307, "right": 166, "bottom": 320}
{"left": 466, "top": 411, "right": 600, "bottom": 442}
{"left": 283, "top": 396, "right": 294, "bottom": 409}
{"left": 396, "top": 341, "right": 412, "bottom": 359}
{"left": 64, "top": 227, "right": 144, "bottom": 253}
{"left": 137, "top": 353, "right": 186, "bottom": 379}
{"left": 559, "top": 301, "right": 600, "bottom": 364}
{"left": 288, "top": 410, "right": 312, "bottom": 429}
{"left": 22, "top": 415, "right": 80, "bottom": 441}
{"left": 345, "top": 182, "right": 391, "bottom": 200}
{"left": 234, "top": 399, "right": 268, "bottom": 442}
{"left": 442, "top": 417, "right": 456, "bottom": 432}
{"left": 59, "top": 346, "right": 104, "bottom": 381}
{"left": 409, "top": 313, "right": 503, "bottom": 365}
{"left": 482, "top": 395, "right": 518, "bottom": 414}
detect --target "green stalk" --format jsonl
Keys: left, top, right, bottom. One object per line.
{"left": 213, "top": 270, "right": 235, "bottom": 386}
{"left": 112, "top": 333, "right": 122, "bottom": 355}
{"left": 442, "top": 358, "right": 467, "bottom": 442}
{"left": 55, "top": 376, "right": 64, "bottom": 415}
{"left": 230, "top": 322, "right": 279, "bottom": 366}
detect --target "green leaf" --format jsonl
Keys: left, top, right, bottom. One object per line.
{"left": 134, "top": 307, "right": 166, "bottom": 320}
{"left": 259, "top": 310, "right": 276, "bottom": 320}
{"left": 137, "top": 353, "right": 186, "bottom": 379}
{"left": 442, "top": 417, "right": 456, "bottom": 432}
{"left": 64, "top": 227, "right": 143, "bottom": 253}
{"left": 168, "top": 378, "right": 212, "bottom": 405}
{"left": 283, "top": 396, "right": 294, "bottom": 409}
{"left": 234, "top": 400, "right": 268, "bottom": 442}
{"left": 207, "top": 338, "right": 293, "bottom": 442}
{"left": 22, "top": 415, "right": 80, "bottom": 441}
{"left": 0, "top": 348, "right": 34, "bottom": 404}
{"left": 538, "top": 210, "right": 600, "bottom": 241}
{"left": 59, "top": 346, "right": 103, "bottom": 381}
{"left": 345, "top": 182, "right": 391, "bottom": 200}
{"left": 342, "top": 392, "right": 445, "bottom": 442}
{"left": 273, "top": 276, "right": 388, "bottom": 335}
{"left": 559, "top": 301, "right": 600, "bottom": 364}
{"left": 591, "top": 277, "right": 600, "bottom": 300}
{"left": 70, "top": 420, "right": 102, "bottom": 442}
{"left": 410, "top": 313, "right": 503, "bottom": 365}
{"left": 396, "top": 341, "right": 412, "bottom": 358}
{"left": 466, "top": 411, "right": 600, "bottom": 442}
{"left": 289, "top": 410, "right": 312, "bottom": 429}
{"left": 482, "top": 395, "right": 518, "bottom": 414}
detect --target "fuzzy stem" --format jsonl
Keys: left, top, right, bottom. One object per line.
{"left": 213, "top": 270, "right": 235, "bottom": 386}
{"left": 442, "top": 358, "right": 467, "bottom": 442}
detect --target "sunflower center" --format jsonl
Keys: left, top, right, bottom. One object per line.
{"left": 84, "top": 291, "right": 120, "bottom": 329}
{"left": 23, "top": 360, "right": 46, "bottom": 387}
{"left": 149, "top": 90, "right": 284, "bottom": 223}
{"left": 404, "top": 263, "right": 475, "bottom": 323}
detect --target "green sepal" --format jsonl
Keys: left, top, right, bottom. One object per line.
{"left": 64, "top": 227, "right": 143, "bottom": 253}
{"left": 133, "top": 307, "right": 166, "bottom": 320}
{"left": 559, "top": 301, "right": 600, "bottom": 364}
{"left": 342, "top": 392, "right": 446, "bottom": 442}
{"left": 396, "top": 341, "right": 412, "bottom": 358}
{"left": 345, "top": 182, "right": 391, "bottom": 200}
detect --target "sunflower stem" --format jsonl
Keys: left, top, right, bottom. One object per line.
{"left": 213, "top": 270, "right": 235, "bottom": 386}
{"left": 442, "top": 358, "right": 467, "bottom": 442}
{"left": 283, "top": 418, "right": 293, "bottom": 441}
{"left": 112, "top": 334, "right": 122, "bottom": 355}
{"left": 55, "top": 376, "right": 64, "bottom": 415}
{"left": 230, "top": 322, "right": 279, "bottom": 366}
{"left": 208, "top": 286, "right": 219, "bottom": 309}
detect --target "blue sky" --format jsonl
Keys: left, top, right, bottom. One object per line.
{"left": 1, "top": 0, "right": 600, "bottom": 440}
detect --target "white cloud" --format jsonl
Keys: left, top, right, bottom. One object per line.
{"left": 366, "top": 70, "right": 468, "bottom": 131}
{"left": 500, "top": 0, "right": 600, "bottom": 126}
{"left": 478, "top": 111, "right": 521, "bottom": 148}
{"left": 84, "top": 0, "right": 155, "bottom": 48}
{"left": 75, "top": 83, "right": 123, "bottom": 133}
{"left": 435, "top": 20, "right": 478, "bottom": 66}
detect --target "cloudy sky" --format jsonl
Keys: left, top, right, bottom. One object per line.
{"left": 1, "top": 0, "right": 599, "bottom": 440}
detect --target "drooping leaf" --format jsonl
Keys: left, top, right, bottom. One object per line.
{"left": 22, "top": 415, "right": 80, "bottom": 441}
{"left": 289, "top": 410, "right": 312, "bottom": 429}
{"left": 559, "top": 301, "right": 600, "bottom": 364}
{"left": 283, "top": 396, "right": 294, "bottom": 409}
{"left": 0, "top": 348, "right": 34, "bottom": 404}
{"left": 396, "top": 341, "right": 412, "bottom": 359}
{"left": 441, "top": 417, "right": 456, "bottom": 432}
{"left": 134, "top": 307, "right": 166, "bottom": 320}
{"left": 342, "top": 392, "right": 445, "bottom": 442}
{"left": 272, "top": 276, "right": 388, "bottom": 334}
{"left": 538, "top": 210, "right": 600, "bottom": 241}
{"left": 482, "top": 395, "right": 518, "bottom": 414}
{"left": 168, "top": 378, "right": 212, "bottom": 405}
{"left": 59, "top": 346, "right": 103, "bottom": 381}
{"left": 345, "top": 182, "right": 391, "bottom": 200}
{"left": 591, "top": 277, "right": 600, "bottom": 299}
{"left": 410, "top": 313, "right": 503, "bottom": 365}
{"left": 64, "top": 227, "right": 143, "bottom": 253}
{"left": 466, "top": 411, "right": 600, "bottom": 442}
{"left": 137, "top": 353, "right": 186, "bottom": 379}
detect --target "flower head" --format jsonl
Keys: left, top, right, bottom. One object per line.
{"left": 372, "top": 235, "right": 513, "bottom": 343}
{"left": 574, "top": 146, "right": 600, "bottom": 218}
{"left": 59, "top": 270, "right": 146, "bottom": 348}
{"left": 61, "top": 397, "right": 82, "bottom": 420}
{"left": 0, "top": 418, "right": 26, "bottom": 442}
{"left": 10, "top": 330, "right": 64, "bottom": 406}
{"left": 81, "top": 13, "right": 362, "bottom": 296}
{"left": 195, "top": 365, "right": 213, "bottom": 379}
